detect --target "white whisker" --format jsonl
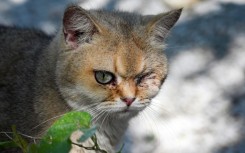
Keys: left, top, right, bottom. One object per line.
{"left": 31, "top": 102, "right": 100, "bottom": 131}
{"left": 31, "top": 114, "right": 66, "bottom": 131}
{"left": 101, "top": 111, "right": 110, "bottom": 129}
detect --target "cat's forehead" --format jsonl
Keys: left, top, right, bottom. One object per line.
{"left": 91, "top": 10, "right": 144, "bottom": 35}
{"left": 114, "top": 42, "right": 145, "bottom": 77}
{"left": 92, "top": 10, "right": 143, "bottom": 26}
{"left": 83, "top": 38, "right": 146, "bottom": 78}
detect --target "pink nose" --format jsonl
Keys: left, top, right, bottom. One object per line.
{"left": 121, "top": 98, "right": 136, "bottom": 106}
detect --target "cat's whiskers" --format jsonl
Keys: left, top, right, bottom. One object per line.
{"left": 30, "top": 114, "right": 66, "bottom": 131}
{"left": 149, "top": 114, "right": 177, "bottom": 142}
{"left": 92, "top": 108, "right": 108, "bottom": 124}
{"left": 144, "top": 106, "right": 162, "bottom": 135}
{"left": 74, "top": 102, "right": 102, "bottom": 119}
{"left": 32, "top": 104, "right": 100, "bottom": 137}
{"left": 141, "top": 110, "right": 151, "bottom": 128}
{"left": 100, "top": 110, "right": 110, "bottom": 129}
{"left": 89, "top": 109, "right": 104, "bottom": 122}
{"left": 74, "top": 102, "right": 100, "bottom": 112}
{"left": 147, "top": 102, "right": 178, "bottom": 139}
{"left": 150, "top": 100, "right": 177, "bottom": 116}
{"left": 134, "top": 111, "right": 158, "bottom": 140}
{"left": 31, "top": 102, "right": 99, "bottom": 132}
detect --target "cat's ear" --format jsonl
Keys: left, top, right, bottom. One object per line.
{"left": 63, "top": 5, "right": 103, "bottom": 49}
{"left": 144, "top": 9, "right": 182, "bottom": 46}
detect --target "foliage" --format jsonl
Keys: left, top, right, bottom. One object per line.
{"left": 12, "top": 125, "right": 29, "bottom": 152}
{"left": 36, "top": 111, "right": 91, "bottom": 153}
{"left": 0, "top": 111, "right": 124, "bottom": 153}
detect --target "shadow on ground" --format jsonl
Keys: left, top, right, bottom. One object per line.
{"left": 166, "top": 3, "right": 245, "bottom": 59}
{"left": 166, "top": 3, "right": 245, "bottom": 153}
{"left": 0, "top": 0, "right": 80, "bottom": 33}
{"left": 0, "top": 1, "right": 244, "bottom": 153}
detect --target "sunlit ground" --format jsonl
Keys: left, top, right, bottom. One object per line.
{"left": 0, "top": 0, "right": 244, "bottom": 153}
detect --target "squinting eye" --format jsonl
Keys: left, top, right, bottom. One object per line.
{"left": 135, "top": 72, "right": 153, "bottom": 85}
{"left": 136, "top": 76, "right": 144, "bottom": 85}
{"left": 94, "top": 70, "right": 114, "bottom": 85}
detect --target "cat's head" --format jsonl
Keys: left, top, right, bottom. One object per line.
{"left": 56, "top": 5, "right": 181, "bottom": 119}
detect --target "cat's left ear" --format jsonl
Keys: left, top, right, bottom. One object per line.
{"left": 145, "top": 9, "right": 182, "bottom": 46}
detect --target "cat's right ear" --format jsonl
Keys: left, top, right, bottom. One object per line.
{"left": 63, "top": 5, "right": 103, "bottom": 49}
{"left": 144, "top": 9, "right": 182, "bottom": 47}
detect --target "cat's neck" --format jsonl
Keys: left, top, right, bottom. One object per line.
{"left": 95, "top": 113, "right": 137, "bottom": 152}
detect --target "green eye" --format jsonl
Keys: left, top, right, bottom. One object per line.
{"left": 94, "top": 70, "right": 115, "bottom": 84}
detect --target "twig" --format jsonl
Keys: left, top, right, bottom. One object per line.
{"left": 1, "top": 132, "right": 13, "bottom": 140}
{"left": 0, "top": 131, "right": 41, "bottom": 144}
{"left": 71, "top": 135, "right": 107, "bottom": 153}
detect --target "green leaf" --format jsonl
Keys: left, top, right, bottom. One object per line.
{"left": 27, "top": 144, "right": 38, "bottom": 153}
{"left": 36, "top": 111, "right": 92, "bottom": 153}
{"left": 12, "top": 125, "right": 29, "bottom": 153}
{"left": 0, "top": 141, "right": 18, "bottom": 149}
{"left": 78, "top": 126, "right": 97, "bottom": 142}
{"left": 116, "top": 143, "right": 125, "bottom": 153}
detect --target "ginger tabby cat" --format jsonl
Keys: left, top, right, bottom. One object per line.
{"left": 0, "top": 5, "right": 181, "bottom": 152}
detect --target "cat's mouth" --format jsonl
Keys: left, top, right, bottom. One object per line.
{"left": 120, "top": 107, "right": 142, "bottom": 113}
{"left": 118, "top": 102, "right": 150, "bottom": 113}
{"left": 116, "top": 108, "right": 138, "bottom": 117}
{"left": 122, "top": 108, "right": 132, "bottom": 113}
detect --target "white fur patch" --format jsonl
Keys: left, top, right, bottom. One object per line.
{"left": 116, "top": 75, "right": 123, "bottom": 84}
{"left": 67, "top": 100, "right": 80, "bottom": 109}
{"left": 139, "top": 73, "right": 161, "bottom": 97}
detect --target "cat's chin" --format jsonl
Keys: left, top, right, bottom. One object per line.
{"left": 115, "top": 108, "right": 140, "bottom": 119}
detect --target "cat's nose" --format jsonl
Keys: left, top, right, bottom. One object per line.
{"left": 121, "top": 97, "right": 136, "bottom": 106}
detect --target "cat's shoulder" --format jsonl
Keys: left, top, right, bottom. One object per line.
{"left": 0, "top": 25, "right": 52, "bottom": 44}
{"left": 0, "top": 25, "right": 49, "bottom": 35}
{"left": 0, "top": 25, "right": 53, "bottom": 76}
{"left": 0, "top": 25, "right": 53, "bottom": 60}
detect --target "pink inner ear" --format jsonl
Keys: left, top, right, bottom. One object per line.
{"left": 64, "top": 29, "right": 78, "bottom": 49}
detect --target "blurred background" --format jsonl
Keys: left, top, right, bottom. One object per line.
{"left": 0, "top": 0, "right": 244, "bottom": 153}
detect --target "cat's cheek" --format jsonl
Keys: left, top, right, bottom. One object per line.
{"left": 148, "top": 84, "right": 160, "bottom": 98}
{"left": 75, "top": 79, "right": 109, "bottom": 101}
{"left": 139, "top": 79, "right": 161, "bottom": 98}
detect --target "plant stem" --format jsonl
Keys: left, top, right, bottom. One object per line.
{"left": 72, "top": 135, "right": 107, "bottom": 153}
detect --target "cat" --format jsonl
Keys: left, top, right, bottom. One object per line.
{"left": 0, "top": 5, "right": 181, "bottom": 153}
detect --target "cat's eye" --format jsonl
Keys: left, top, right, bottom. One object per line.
{"left": 135, "top": 72, "right": 153, "bottom": 85}
{"left": 136, "top": 75, "right": 144, "bottom": 85}
{"left": 94, "top": 70, "right": 115, "bottom": 85}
